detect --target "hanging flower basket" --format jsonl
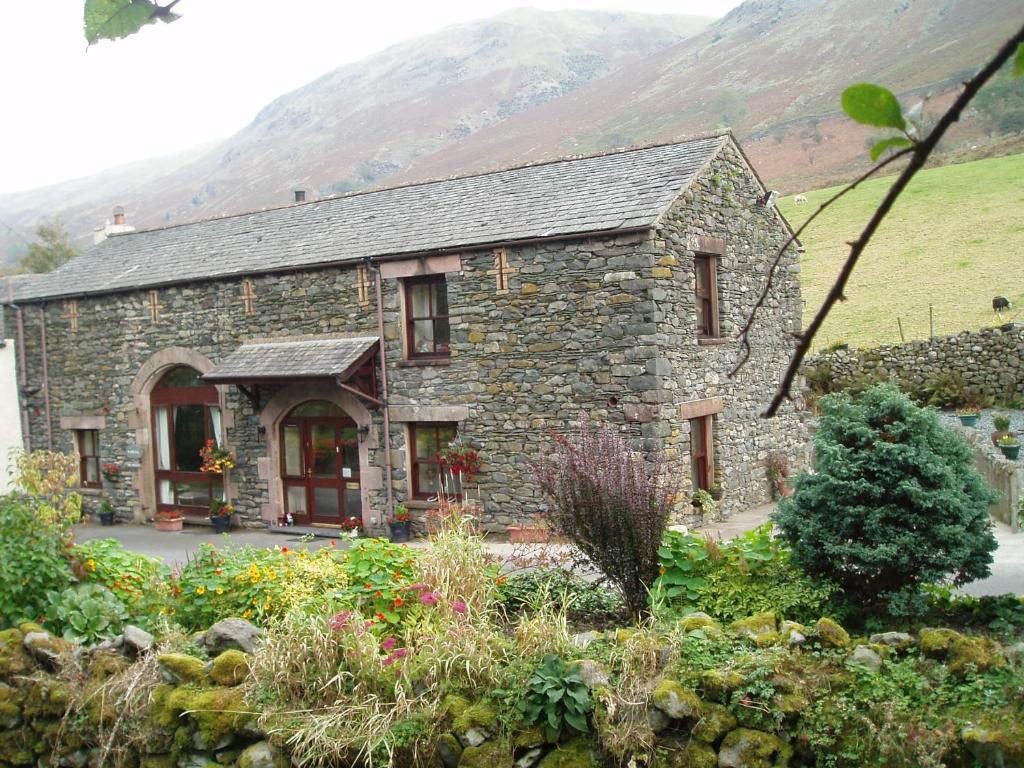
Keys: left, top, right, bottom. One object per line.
{"left": 438, "top": 441, "right": 482, "bottom": 481}
{"left": 199, "top": 440, "right": 235, "bottom": 474}
{"left": 101, "top": 463, "right": 121, "bottom": 483}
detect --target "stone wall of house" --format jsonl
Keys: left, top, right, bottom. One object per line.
{"left": 804, "top": 325, "right": 1024, "bottom": 404}
{"left": 653, "top": 142, "right": 810, "bottom": 516}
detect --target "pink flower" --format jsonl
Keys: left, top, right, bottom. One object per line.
{"left": 381, "top": 636, "right": 397, "bottom": 651}
{"left": 420, "top": 591, "right": 439, "bottom": 606}
{"left": 329, "top": 611, "right": 353, "bottom": 631}
{"left": 408, "top": 583, "right": 430, "bottom": 591}
{"left": 382, "top": 648, "right": 408, "bottom": 666}
{"left": 451, "top": 600, "right": 467, "bottom": 615}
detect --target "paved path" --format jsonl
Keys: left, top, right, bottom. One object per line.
{"left": 75, "top": 503, "right": 1021, "bottom": 597}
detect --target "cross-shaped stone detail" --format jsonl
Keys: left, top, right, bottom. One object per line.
{"left": 148, "top": 290, "right": 160, "bottom": 322}
{"left": 65, "top": 300, "right": 79, "bottom": 332}
{"left": 241, "top": 280, "right": 256, "bottom": 315}
{"left": 356, "top": 265, "right": 371, "bottom": 306}
{"left": 487, "top": 248, "right": 517, "bottom": 294}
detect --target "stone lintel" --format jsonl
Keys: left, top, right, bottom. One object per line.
{"left": 687, "top": 235, "right": 726, "bottom": 255}
{"left": 389, "top": 404, "right": 470, "bottom": 422}
{"left": 678, "top": 398, "right": 724, "bottom": 420}
{"left": 379, "top": 253, "right": 462, "bottom": 279}
{"left": 59, "top": 415, "right": 107, "bottom": 430}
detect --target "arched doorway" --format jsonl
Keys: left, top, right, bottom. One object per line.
{"left": 280, "top": 400, "right": 360, "bottom": 526}
{"left": 151, "top": 365, "right": 225, "bottom": 514}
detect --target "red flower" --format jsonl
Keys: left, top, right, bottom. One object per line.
{"left": 393, "top": 597, "right": 404, "bottom": 607}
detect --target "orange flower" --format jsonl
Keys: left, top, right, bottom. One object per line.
{"left": 393, "top": 597, "right": 404, "bottom": 607}
{"left": 215, "top": 568, "right": 223, "bottom": 575}
{"left": 375, "top": 591, "right": 383, "bottom": 599}
{"left": 376, "top": 612, "right": 386, "bottom": 621}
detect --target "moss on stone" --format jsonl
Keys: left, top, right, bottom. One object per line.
{"left": 23, "top": 677, "right": 70, "bottom": 720}
{"left": 89, "top": 650, "right": 130, "bottom": 682}
{"left": 948, "top": 636, "right": 1004, "bottom": 676}
{"left": 651, "top": 679, "right": 701, "bottom": 720}
{"left": 157, "top": 652, "right": 210, "bottom": 684}
{"left": 140, "top": 756, "right": 177, "bottom": 768}
{"left": 0, "top": 628, "right": 34, "bottom": 680}
{"left": 187, "top": 686, "right": 251, "bottom": 748}
{"left": 652, "top": 742, "right": 718, "bottom": 768}
{"left": 681, "top": 615, "right": 721, "bottom": 634}
{"left": 209, "top": 649, "right": 250, "bottom": 686}
{"left": 537, "top": 738, "right": 600, "bottom": 767}
{"left": 512, "top": 725, "right": 547, "bottom": 749}
{"left": 717, "top": 728, "right": 790, "bottom": 768}
{"left": 778, "top": 621, "right": 806, "bottom": 643}
{"left": 17, "top": 623, "right": 45, "bottom": 635}
{"left": 615, "top": 628, "right": 638, "bottom": 644}
{"left": 452, "top": 701, "right": 498, "bottom": 735}
{"left": 443, "top": 694, "right": 471, "bottom": 720}
{"left": 699, "top": 669, "right": 745, "bottom": 703}
{"left": 691, "top": 701, "right": 737, "bottom": 745}
{"left": 753, "top": 631, "right": 782, "bottom": 647}
{"left": 814, "top": 618, "right": 850, "bottom": 649}
{"left": 458, "top": 740, "right": 512, "bottom": 767}
{"left": 436, "top": 732, "right": 464, "bottom": 767}
{"left": 962, "top": 721, "right": 1024, "bottom": 767}
{"left": 0, "top": 728, "right": 35, "bottom": 766}
{"left": 729, "top": 612, "right": 777, "bottom": 640}
{"left": 919, "top": 628, "right": 961, "bottom": 657}
{"left": 776, "top": 693, "right": 808, "bottom": 717}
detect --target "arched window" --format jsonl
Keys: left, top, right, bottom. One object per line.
{"left": 151, "top": 366, "right": 224, "bottom": 513}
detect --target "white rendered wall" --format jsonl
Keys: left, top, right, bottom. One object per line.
{"left": 0, "top": 341, "right": 22, "bottom": 492}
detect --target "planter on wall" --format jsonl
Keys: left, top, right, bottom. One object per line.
{"left": 999, "top": 444, "right": 1021, "bottom": 461}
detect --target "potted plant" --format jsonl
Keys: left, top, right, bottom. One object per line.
{"left": 97, "top": 499, "right": 116, "bottom": 526}
{"left": 708, "top": 483, "right": 724, "bottom": 501}
{"left": 209, "top": 499, "right": 234, "bottom": 534}
{"left": 692, "top": 488, "right": 717, "bottom": 518}
{"left": 199, "top": 440, "right": 236, "bottom": 474}
{"left": 388, "top": 504, "right": 412, "bottom": 543}
{"left": 955, "top": 406, "right": 981, "bottom": 427}
{"left": 153, "top": 509, "right": 184, "bottom": 532}
{"left": 101, "top": 462, "right": 120, "bottom": 483}
{"left": 991, "top": 414, "right": 1013, "bottom": 446}
{"left": 438, "top": 439, "right": 482, "bottom": 488}
{"left": 997, "top": 434, "right": 1020, "bottom": 461}
{"left": 340, "top": 516, "right": 362, "bottom": 540}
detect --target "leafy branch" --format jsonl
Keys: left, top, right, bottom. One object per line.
{"left": 733, "top": 30, "right": 1024, "bottom": 417}
{"left": 84, "top": 0, "right": 181, "bottom": 46}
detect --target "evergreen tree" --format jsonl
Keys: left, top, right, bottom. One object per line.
{"left": 20, "top": 218, "right": 78, "bottom": 274}
{"left": 773, "top": 383, "right": 997, "bottom": 615}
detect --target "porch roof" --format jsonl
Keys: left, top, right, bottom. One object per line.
{"left": 202, "top": 336, "right": 379, "bottom": 383}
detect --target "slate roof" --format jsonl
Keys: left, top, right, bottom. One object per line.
{"left": 202, "top": 337, "right": 379, "bottom": 382}
{"left": 6, "top": 134, "right": 730, "bottom": 302}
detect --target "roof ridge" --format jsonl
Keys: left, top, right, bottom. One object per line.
{"left": 110, "top": 131, "right": 733, "bottom": 239}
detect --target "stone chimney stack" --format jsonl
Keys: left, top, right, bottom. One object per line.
{"left": 93, "top": 206, "right": 136, "bottom": 244}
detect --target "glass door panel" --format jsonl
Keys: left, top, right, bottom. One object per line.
{"left": 283, "top": 424, "right": 302, "bottom": 477}
{"left": 309, "top": 423, "right": 338, "bottom": 478}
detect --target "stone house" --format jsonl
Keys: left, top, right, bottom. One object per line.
{"left": 2, "top": 133, "right": 806, "bottom": 534}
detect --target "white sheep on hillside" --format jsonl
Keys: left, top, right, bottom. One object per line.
{"left": 793, "top": 194, "right": 808, "bottom": 205}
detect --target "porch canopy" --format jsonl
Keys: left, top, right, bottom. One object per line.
{"left": 202, "top": 336, "right": 381, "bottom": 407}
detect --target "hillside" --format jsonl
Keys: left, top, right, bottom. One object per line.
{"left": 1, "top": 0, "right": 1021, "bottom": 263}
{"left": 778, "top": 153, "right": 1024, "bottom": 349}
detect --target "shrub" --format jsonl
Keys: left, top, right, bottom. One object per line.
{"left": 0, "top": 494, "right": 74, "bottom": 627}
{"left": 774, "top": 384, "right": 998, "bottom": 615}
{"left": 71, "top": 538, "right": 169, "bottom": 627}
{"left": 498, "top": 569, "right": 624, "bottom": 628}
{"left": 533, "top": 414, "right": 678, "bottom": 618}
{"left": 916, "top": 370, "right": 968, "bottom": 408}
{"left": 331, "top": 538, "right": 421, "bottom": 631}
{"left": 45, "top": 583, "right": 128, "bottom": 644}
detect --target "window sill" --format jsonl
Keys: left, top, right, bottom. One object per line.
{"left": 79, "top": 487, "right": 105, "bottom": 497}
{"left": 397, "top": 357, "right": 452, "bottom": 368}
{"left": 697, "top": 337, "right": 730, "bottom": 347}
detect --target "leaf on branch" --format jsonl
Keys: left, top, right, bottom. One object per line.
{"left": 841, "top": 84, "right": 907, "bottom": 130}
{"left": 1014, "top": 42, "right": 1023, "bottom": 77}
{"left": 869, "top": 136, "right": 913, "bottom": 161}
{"left": 84, "top": 0, "right": 179, "bottom": 45}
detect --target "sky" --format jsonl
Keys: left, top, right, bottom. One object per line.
{"left": 0, "top": 0, "right": 741, "bottom": 195}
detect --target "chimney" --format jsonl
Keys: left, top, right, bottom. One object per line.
{"left": 293, "top": 188, "right": 307, "bottom": 203}
{"left": 93, "top": 205, "right": 136, "bottom": 244}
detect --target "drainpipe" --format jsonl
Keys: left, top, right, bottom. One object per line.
{"left": 369, "top": 259, "right": 394, "bottom": 520}
{"left": 39, "top": 305, "right": 53, "bottom": 450}
{"left": 7, "top": 282, "right": 30, "bottom": 451}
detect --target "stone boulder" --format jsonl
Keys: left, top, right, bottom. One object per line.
{"left": 122, "top": 625, "right": 154, "bottom": 657}
{"left": 651, "top": 679, "right": 701, "bottom": 720}
{"left": 718, "top": 728, "right": 791, "bottom": 768}
{"left": 205, "top": 618, "right": 262, "bottom": 655}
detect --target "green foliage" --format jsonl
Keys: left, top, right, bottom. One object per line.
{"left": 0, "top": 495, "right": 74, "bottom": 628}
{"left": 11, "top": 450, "right": 82, "bottom": 532}
{"left": 18, "top": 219, "right": 79, "bottom": 274}
{"left": 45, "top": 583, "right": 128, "bottom": 644}
{"left": 841, "top": 84, "right": 907, "bottom": 131}
{"left": 774, "top": 384, "right": 998, "bottom": 615}
{"left": 498, "top": 569, "right": 624, "bottom": 627}
{"left": 331, "top": 538, "right": 420, "bottom": 630}
{"left": 520, "top": 655, "right": 592, "bottom": 741}
{"left": 916, "top": 370, "right": 968, "bottom": 408}
{"left": 869, "top": 136, "right": 913, "bottom": 161}
{"left": 83, "top": 0, "right": 179, "bottom": 46}
{"left": 70, "top": 538, "right": 168, "bottom": 627}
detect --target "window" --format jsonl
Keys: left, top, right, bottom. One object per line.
{"left": 151, "top": 366, "right": 224, "bottom": 513}
{"left": 690, "top": 416, "right": 714, "bottom": 492}
{"left": 409, "top": 423, "right": 458, "bottom": 498}
{"left": 695, "top": 254, "right": 719, "bottom": 338}
{"left": 405, "top": 275, "right": 451, "bottom": 358}
{"left": 77, "top": 430, "right": 101, "bottom": 488}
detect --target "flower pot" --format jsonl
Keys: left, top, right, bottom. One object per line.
{"left": 508, "top": 525, "right": 551, "bottom": 544}
{"left": 958, "top": 414, "right": 979, "bottom": 427}
{"left": 999, "top": 444, "right": 1021, "bottom": 460}
{"left": 154, "top": 517, "right": 183, "bottom": 532}
{"left": 389, "top": 520, "right": 411, "bottom": 543}
{"left": 210, "top": 515, "right": 231, "bottom": 534}
{"left": 992, "top": 430, "right": 1012, "bottom": 446}
{"left": 98, "top": 511, "right": 115, "bottom": 526}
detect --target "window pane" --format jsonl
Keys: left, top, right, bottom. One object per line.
{"left": 290, "top": 400, "right": 344, "bottom": 417}
{"left": 210, "top": 407, "right": 223, "bottom": 446}
{"left": 85, "top": 459, "right": 99, "bottom": 484}
{"left": 313, "top": 487, "right": 341, "bottom": 518}
{"left": 413, "top": 319, "right": 435, "bottom": 354}
{"left": 432, "top": 279, "right": 449, "bottom": 315}
{"left": 435, "top": 318, "right": 451, "bottom": 351}
{"left": 341, "top": 427, "right": 359, "bottom": 476}
{"left": 283, "top": 425, "right": 302, "bottom": 476}
{"left": 286, "top": 486, "right": 306, "bottom": 515}
{"left": 696, "top": 301, "right": 707, "bottom": 335}
{"left": 175, "top": 480, "right": 212, "bottom": 508}
{"left": 155, "top": 407, "right": 171, "bottom": 470}
{"left": 173, "top": 405, "right": 206, "bottom": 472}
{"left": 409, "top": 283, "right": 430, "bottom": 319}
{"left": 417, "top": 463, "right": 440, "bottom": 495}
{"left": 414, "top": 427, "right": 437, "bottom": 461}
{"left": 159, "top": 480, "right": 174, "bottom": 504}
{"left": 81, "top": 430, "right": 97, "bottom": 456}
{"left": 310, "top": 424, "right": 337, "bottom": 478}
{"left": 160, "top": 366, "right": 203, "bottom": 387}
{"left": 695, "top": 259, "right": 710, "bottom": 296}
{"left": 438, "top": 425, "right": 457, "bottom": 447}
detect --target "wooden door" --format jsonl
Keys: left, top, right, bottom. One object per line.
{"left": 281, "top": 415, "right": 360, "bottom": 525}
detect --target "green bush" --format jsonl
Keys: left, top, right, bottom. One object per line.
{"left": 45, "top": 582, "right": 128, "bottom": 644}
{"left": 774, "top": 384, "right": 998, "bottom": 615}
{"left": 498, "top": 569, "right": 624, "bottom": 627}
{"left": 71, "top": 538, "right": 169, "bottom": 628}
{"left": 521, "top": 655, "right": 593, "bottom": 740}
{"left": 0, "top": 494, "right": 74, "bottom": 628}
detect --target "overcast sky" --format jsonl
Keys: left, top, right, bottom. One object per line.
{"left": 0, "top": 1, "right": 742, "bottom": 195}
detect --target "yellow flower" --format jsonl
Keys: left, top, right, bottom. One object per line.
{"left": 196, "top": 586, "right": 206, "bottom": 595}
{"left": 215, "top": 587, "right": 224, "bottom": 595}
{"left": 252, "top": 598, "right": 260, "bottom": 606}
{"left": 267, "top": 570, "right": 278, "bottom": 581}
{"left": 242, "top": 609, "right": 252, "bottom": 619}
{"left": 263, "top": 599, "right": 271, "bottom": 610}
{"left": 85, "top": 559, "right": 97, "bottom": 572}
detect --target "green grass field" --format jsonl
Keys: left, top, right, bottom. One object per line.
{"left": 777, "top": 153, "right": 1024, "bottom": 349}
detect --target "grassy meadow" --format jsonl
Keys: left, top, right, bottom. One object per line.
{"left": 777, "top": 153, "right": 1024, "bottom": 350}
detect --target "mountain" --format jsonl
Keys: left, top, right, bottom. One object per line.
{"left": 1, "top": 1, "right": 1020, "bottom": 264}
